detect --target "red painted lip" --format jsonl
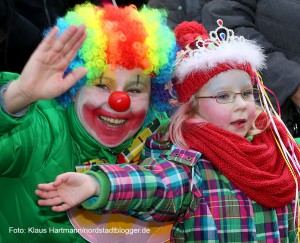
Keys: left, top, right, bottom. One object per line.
{"left": 97, "top": 116, "right": 128, "bottom": 128}
{"left": 94, "top": 107, "right": 132, "bottom": 120}
{"left": 94, "top": 108, "right": 131, "bottom": 128}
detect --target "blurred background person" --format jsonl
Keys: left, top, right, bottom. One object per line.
{"left": 0, "top": 0, "right": 98, "bottom": 73}
{"left": 101, "top": 0, "right": 149, "bottom": 8}
{"left": 147, "top": 0, "right": 211, "bottom": 29}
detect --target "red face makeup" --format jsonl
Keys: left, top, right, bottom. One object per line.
{"left": 75, "top": 67, "right": 151, "bottom": 147}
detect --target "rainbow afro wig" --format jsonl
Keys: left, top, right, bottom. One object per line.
{"left": 50, "top": 3, "right": 177, "bottom": 114}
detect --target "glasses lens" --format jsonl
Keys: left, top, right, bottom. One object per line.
{"left": 241, "top": 89, "right": 260, "bottom": 101}
{"left": 215, "top": 89, "right": 261, "bottom": 103}
{"left": 216, "top": 92, "right": 234, "bottom": 103}
{"left": 253, "top": 89, "right": 260, "bottom": 101}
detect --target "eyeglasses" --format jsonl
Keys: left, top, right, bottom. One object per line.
{"left": 195, "top": 88, "right": 261, "bottom": 104}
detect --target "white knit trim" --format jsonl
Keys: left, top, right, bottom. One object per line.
{"left": 175, "top": 38, "right": 266, "bottom": 83}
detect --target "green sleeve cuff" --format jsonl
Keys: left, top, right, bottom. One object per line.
{"left": 0, "top": 72, "right": 19, "bottom": 86}
{"left": 81, "top": 169, "right": 111, "bottom": 210}
{"left": 0, "top": 100, "right": 37, "bottom": 134}
{"left": 0, "top": 81, "right": 31, "bottom": 118}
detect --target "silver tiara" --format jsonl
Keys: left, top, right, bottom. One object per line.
{"left": 176, "top": 19, "right": 246, "bottom": 64}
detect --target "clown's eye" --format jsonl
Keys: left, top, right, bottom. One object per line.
{"left": 96, "top": 84, "right": 111, "bottom": 90}
{"left": 127, "top": 88, "right": 141, "bottom": 94}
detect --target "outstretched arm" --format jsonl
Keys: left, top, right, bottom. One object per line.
{"left": 36, "top": 172, "right": 99, "bottom": 212}
{"left": 3, "top": 24, "right": 87, "bottom": 114}
{"left": 36, "top": 157, "right": 193, "bottom": 221}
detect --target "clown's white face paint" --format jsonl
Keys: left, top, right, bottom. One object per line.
{"left": 75, "top": 66, "right": 151, "bottom": 147}
{"left": 193, "top": 69, "right": 256, "bottom": 137}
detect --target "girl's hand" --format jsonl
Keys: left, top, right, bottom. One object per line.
{"left": 4, "top": 24, "right": 87, "bottom": 114}
{"left": 35, "top": 172, "right": 99, "bottom": 212}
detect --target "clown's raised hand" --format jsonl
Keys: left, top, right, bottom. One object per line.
{"left": 3, "top": 25, "right": 87, "bottom": 114}
{"left": 36, "top": 172, "right": 99, "bottom": 212}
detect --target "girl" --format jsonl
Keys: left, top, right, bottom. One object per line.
{"left": 36, "top": 20, "right": 300, "bottom": 242}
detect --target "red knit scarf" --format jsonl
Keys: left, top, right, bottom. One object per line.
{"left": 182, "top": 118, "right": 299, "bottom": 208}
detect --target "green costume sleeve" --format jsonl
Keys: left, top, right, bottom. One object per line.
{"left": 81, "top": 169, "right": 111, "bottom": 210}
{"left": 0, "top": 72, "right": 19, "bottom": 86}
{"left": 0, "top": 72, "right": 38, "bottom": 134}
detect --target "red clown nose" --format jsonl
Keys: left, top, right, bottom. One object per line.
{"left": 108, "top": 91, "right": 131, "bottom": 112}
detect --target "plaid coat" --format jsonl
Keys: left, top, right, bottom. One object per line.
{"left": 84, "top": 134, "right": 298, "bottom": 242}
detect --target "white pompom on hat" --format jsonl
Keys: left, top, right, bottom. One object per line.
{"left": 174, "top": 19, "right": 266, "bottom": 103}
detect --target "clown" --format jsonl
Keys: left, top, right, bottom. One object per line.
{"left": 0, "top": 3, "right": 176, "bottom": 242}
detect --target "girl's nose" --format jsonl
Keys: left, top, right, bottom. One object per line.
{"left": 234, "top": 95, "right": 247, "bottom": 109}
{"left": 108, "top": 91, "right": 131, "bottom": 112}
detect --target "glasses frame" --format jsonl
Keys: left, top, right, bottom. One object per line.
{"left": 195, "top": 88, "right": 261, "bottom": 104}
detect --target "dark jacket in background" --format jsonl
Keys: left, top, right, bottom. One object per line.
{"left": 0, "top": 0, "right": 97, "bottom": 73}
{"left": 147, "top": 0, "right": 211, "bottom": 29}
{"left": 113, "top": 0, "right": 149, "bottom": 8}
{"left": 202, "top": 0, "right": 300, "bottom": 136}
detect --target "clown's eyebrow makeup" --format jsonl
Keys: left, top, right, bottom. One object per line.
{"left": 99, "top": 74, "right": 103, "bottom": 83}
{"left": 93, "top": 72, "right": 149, "bottom": 92}
{"left": 92, "top": 74, "right": 107, "bottom": 85}
{"left": 94, "top": 74, "right": 117, "bottom": 90}
{"left": 136, "top": 75, "right": 140, "bottom": 86}
{"left": 126, "top": 75, "right": 141, "bottom": 86}
{"left": 127, "top": 75, "right": 148, "bottom": 88}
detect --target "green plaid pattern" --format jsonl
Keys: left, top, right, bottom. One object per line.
{"left": 84, "top": 134, "right": 298, "bottom": 242}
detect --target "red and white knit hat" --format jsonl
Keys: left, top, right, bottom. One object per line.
{"left": 174, "top": 20, "right": 266, "bottom": 103}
